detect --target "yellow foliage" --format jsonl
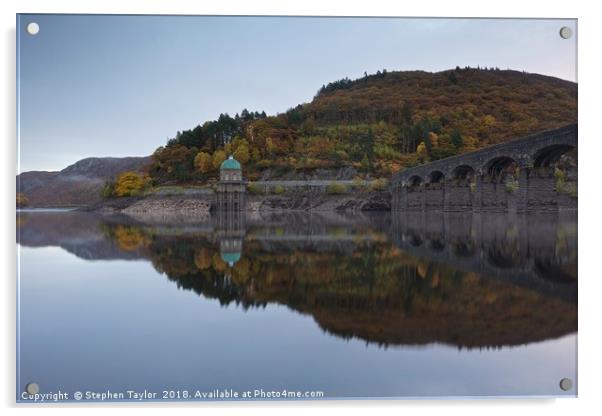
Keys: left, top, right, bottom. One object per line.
{"left": 212, "top": 252, "right": 227, "bottom": 272}
{"left": 231, "top": 137, "right": 249, "bottom": 153}
{"left": 352, "top": 176, "right": 366, "bottom": 190}
{"left": 233, "top": 144, "right": 250, "bottom": 164}
{"left": 416, "top": 142, "right": 428, "bottom": 160}
{"left": 463, "top": 135, "right": 479, "bottom": 151}
{"left": 212, "top": 150, "right": 227, "bottom": 170}
{"left": 483, "top": 114, "right": 497, "bottom": 127}
{"left": 194, "top": 151, "right": 213, "bottom": 173}
{"left": 428, "top": 132, "right": 439, "bottom": 147}
{"left": 232, "top": 258, "right": 251, "bottom": 284}
{"left": 113, "top": 226, "right": 150, "bottom": 251}
{"left": 194, "top": 248, "right": 212, "bottom": 270}
{"left": 369, "top": 178, "right": 387, "bottom": 191}
{"left": 114, "top": 172, "right": 147, "bottom": 197}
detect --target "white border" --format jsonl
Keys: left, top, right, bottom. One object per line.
{"left": 3, "top": 1, "right": 601, "bottom": 415}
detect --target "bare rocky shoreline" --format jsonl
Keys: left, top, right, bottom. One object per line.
{"left": 79, "top": 190, "right": 391, "bottom": 219}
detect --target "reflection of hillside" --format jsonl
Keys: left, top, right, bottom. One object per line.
{"left": 17, "top": 211, "right": 144, "bottom": 260}
{"left": 17, "top": 211, "right": 577, "bottom": 349}
{"left": 147, "top": 236, "right": 575, "bottom": 349}
{"left": 308, "top": 274, "right": 575, "bottom": 348}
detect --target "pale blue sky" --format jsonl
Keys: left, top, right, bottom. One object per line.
{"left": 17, "top": 15, "right": 577, "bottom": 172}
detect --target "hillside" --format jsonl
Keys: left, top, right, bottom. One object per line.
{"left": 17, "top": 157, "right": 150, "bottom": 207}
{"left": 18, "top": 68, "right": 578, "bottom": 206}
{"left": 149, "top": 67, "right": 577, "bottom": 184}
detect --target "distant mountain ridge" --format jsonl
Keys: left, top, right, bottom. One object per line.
{"left": 59, "top": 157, "right": 150, "bottom": 178}
{"left": 18, "top": 156, "right": 150, "bottom": 207}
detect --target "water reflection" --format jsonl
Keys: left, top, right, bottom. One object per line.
{"left": 17, "top": 210, "right": 577, "bottom": 350}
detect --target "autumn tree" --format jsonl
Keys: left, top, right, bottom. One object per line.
{"left": 113, "top": 225, "right": 150, "bottom": 251}
{"left": 416, "top": 142, "right": 429, "bottom": 162}
{"left": 233, "top": 144, "right": 250, "bottom": 164}
{"left": 212, "top": 150, "right": 227, "bottom": 170}
{"left": 114, "top": 171, "right": 147, "bottom": 197}
{"left": 149, "top": 144, "right": 197, "bottom": 182}
{"left": 194, "top": 151, "right": 213, "bottom": 173}
{"left": 194, "top": 248, "right": 212, "bottom": 270}
{"left": 463, "top": 135, "right": 479, "bottom": 151}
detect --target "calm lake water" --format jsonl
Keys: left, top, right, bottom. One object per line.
{"left": 16, "top": 210, "right": 577, "bottom": 401}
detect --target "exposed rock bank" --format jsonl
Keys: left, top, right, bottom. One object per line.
{"left": 82, "top": 195, "right": 213, "bottom": 223}
{"left": 123, "top": 197, "right": 211, "bottom": 215}
{"left": 84, "top": 189, "right": 391, "bottom": 217}
{"left": 121, "top": 197, "right": 212, "bottom": 222}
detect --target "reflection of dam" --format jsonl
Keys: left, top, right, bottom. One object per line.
{"left": 391, "top": 212, "right": 577, "bottom": 303}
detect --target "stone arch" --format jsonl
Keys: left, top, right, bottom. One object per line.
{"left": 428, "top": 170, "right": 445, "bottom": 184}
{"left": 408, "top": 175, "right": 423, "bottom": 186}
{"left": 533, "top": 144, "right": 576, "bottom": 168}
{"left": 451, "top": 165, "right": 475, "bottom": 181}
{"left": 483, "top": 156, "right": 519, "bottom": 180}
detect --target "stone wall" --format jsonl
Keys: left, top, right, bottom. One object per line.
{"left": 447, "top": 183, "right": 473, "bottom": 211}
{"left": 424, "top": 185, "right": 444, "bottom": 210}
{"left": 480, "top": 181, "right": 513, "bottom": 212}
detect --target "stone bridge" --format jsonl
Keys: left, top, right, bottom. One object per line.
{"left": 391, "top": 124, "right": 577, "bottom": 212}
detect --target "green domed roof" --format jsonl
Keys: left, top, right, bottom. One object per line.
{"left": 221, "top": 251, "right": 241, "bottom": 266}
{"left": 220, "top": 156, "right": 241, "bottom": 170}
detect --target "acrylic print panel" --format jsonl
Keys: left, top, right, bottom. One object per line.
{"left": 16, "top": 14, "right": 577, "bottom": 402}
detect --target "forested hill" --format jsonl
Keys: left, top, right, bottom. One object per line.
{"left": 149, "top": 67, "right": 577, "bottom": 184}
